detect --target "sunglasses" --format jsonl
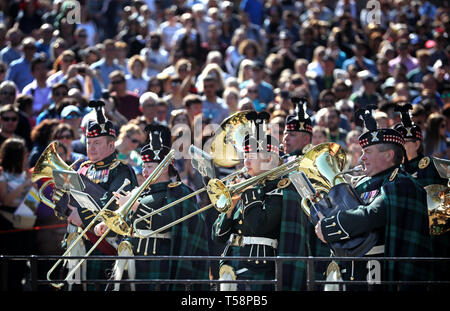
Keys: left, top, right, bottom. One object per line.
{"left": 54, "top": 91, "right": 67, "bottom": 96}
{"left": 2, "top": 116, "right": 18, "bottom": 122}
{"left": 64, "top": 114, "right": 80, "bottom": 120}
{"left": 62, "top": 58, "right": 74, "bottom": 63}
{"left": 128, "top": 136, "right": 141, "bottom": 144}
{"left": 248, "top": 89, "right": 258, "bottom": 93}
{"left": 111, "top": 79, "right": 125, "bottom": 85}
{"left": 57, "top": 134, "right": 73, "bottom": 140}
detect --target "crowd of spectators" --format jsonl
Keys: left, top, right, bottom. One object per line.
{"left": 0, "top": 1, "right": 449, "bottom": 283}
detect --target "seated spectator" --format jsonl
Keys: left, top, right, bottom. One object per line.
{"left": 109, "top": 70, "right": 141, "bottom": 120}
{"left": 22, "top": 53, "right": 51, "bottom": 119}
{"left": 424, "top": 112, "right": 449, "bottom": 159}
{"left": 312, "top": 125, "right": 328, "bottom": 146}
{"left": 0, "top": 137, "right": 34, "bottom": 290}
{"left": 89, "top": 39, "right": 123, "bottom": 88}
{"left": 374, "top": 110, "right": 391, "bottom": 128}
{"left": 27, "top": 119, "right": 60, "bottom": 168}
{"left": 183, "top": 94, "right": 203, "bottom": 126}
{"left": 13, "top": 94, "right": 33, "bottom": 150}
{"left": 239, "top": 60, "right": 274, "bottom": 105}
{"left": 35, "top": 83, "right": 69, "bottom": 125}
{"left": 0, "top": 104, "right": 21, "bottom": 148}
{"left": 350, "top": 75, "right": 383, "bottom": 113}
{"left": 407, "top": 49, "right": 434, "bottom": 84}
{"left": 388, "top": 38, "right": 418, "bottom": 75}
{"left": 222, "top": 87, "right": 240, "bottom": 115}
{"left": 114, "top": 122, "right": 146, "bottom": 184}
{"left": 342, "top": 39, "right": 378, "bottom": 76}
{"left": 323, "top": 106, "right": 348, "bottom": 149}
{"left": 5, "top": 36, "right": 37, "bottom": 92}
{"left": 60, "top": 104, "right": 82, "bottom": 140}
{"left": 0, "top": 27, "right": 23, "bottom": 66}
{"left": 125, "top": 55, "right": 149, "bottom": 96}
{"left": 345, "top": 129, "right": 363, "bottom": 168}
{"left": 49, "top": 123, "right": 86, "bottom": 169}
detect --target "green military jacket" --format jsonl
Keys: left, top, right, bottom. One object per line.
{"left": 404, "top": 155, "right": 448, "bottom": 188}
{"left": 125, "top": 181, "right": 210, "bottom": 290}
{"left": 405, "top": 155, "right": 450, "bottom": 280}
{"left": 212, "top": 177, "right": 311, "bottom": 290}
{"left": 320, "top": 166, "right": 433, "bottom": 284}
{"left": 77, "top": 152, "right": 138, "bottom": 229}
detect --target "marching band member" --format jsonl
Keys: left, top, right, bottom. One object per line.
{"left": 315, "top": 106, "right": 433, "bottom": 291}
{"left": 281, "top": 97, "right": 313, "bottom": 161}
{"left": 282, "top": 97, "right": 331, "bottom": 288}
{"left": 394, "top": 103, "right": 449, "bottom": 288}
{"left": 64, "top": 100, "right": 138, "bottom": 290}
{"left": 212, "top": 111, "right": 312, "bottom": 291}
{"left": 95, "top": 124, "right": 210, "bottom": 291}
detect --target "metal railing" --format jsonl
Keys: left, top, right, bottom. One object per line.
{"left": 1, "top": 255, "right": 449, "bottom": 291}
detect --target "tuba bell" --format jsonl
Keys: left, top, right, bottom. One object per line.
{"left": 31, "top": 141, "right": 75, "bottom": 216}
{"left": 425, "top": 184, "right": 450, "bottom": 235}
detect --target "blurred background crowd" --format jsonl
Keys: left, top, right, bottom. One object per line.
{"left": 0, "top": 0, "right": 448, "bottom": 289}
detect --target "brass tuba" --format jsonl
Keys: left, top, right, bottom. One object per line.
{"left": 294, "top": 142, "right": 378, "bottom": 257}
{"left": 31, "top": 141, "right": 77, "bottom": 215}
{"left": 295, "top": 142, "right": 348, "bottom": 219}
{"left": 208, "top": 110, "right": 253, "bottom": 167}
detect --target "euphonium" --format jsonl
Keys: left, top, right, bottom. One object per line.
{"left": 293, "top": 142, "right": 379, "bottom": 256}
{"left": 133, "top": 152, "right": 305, "bottom": 238}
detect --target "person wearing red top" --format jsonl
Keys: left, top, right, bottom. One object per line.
{"left": 108, "top": 70, "right": 141, "bottom": 121}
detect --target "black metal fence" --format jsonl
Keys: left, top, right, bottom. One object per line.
{"left": 1, "top": 255, "right": 449, "bottom": 291}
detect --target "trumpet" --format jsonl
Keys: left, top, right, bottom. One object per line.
{"left": 132, "top": 166, "right": 248, "bottom": 238}
{"left": 48, "top": 150, "right": 175, "bottom": 288}
{"left": 133, "top": 154, "right": 304, "bottom": 239}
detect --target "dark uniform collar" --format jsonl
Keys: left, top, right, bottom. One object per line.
{"left": 356, "top": 165, "right": 402, "bottom": 193}
{"left": 142, "top": 181, "right": 170, "bottom": 196}
{"left": 93, "top": 152, "right": 117, "bottom": 167}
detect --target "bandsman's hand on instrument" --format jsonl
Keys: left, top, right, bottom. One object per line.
{"left": 67, "top": 204, "right": 82, "bottom": 227}
{"left": 315, "top": 220, "right": 326, "bottom": 243}
{"left": 226, "top": 194, "right": 240, "bottom": 219}
{"left": 113, "top": 191, "right": 131, "bottom": 207}
{"left": 94, "top": 222, "right": 108, "bottom": 236}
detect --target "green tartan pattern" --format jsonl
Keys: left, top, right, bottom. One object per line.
{"left": 167, "top": 183, "right": 210, "bottom": 290}
{"left": 277, "top": 182, "right": 313, "bottom": 290}
{"left": 356, "top": 167, "right": 433, "bottom": 285}
{"left": 405, "top": 156, "right": 450, "bottom": 282}
{"left": 405, "top": 156, "right": 448, "bottom": 188}
{"left": 127, "top": 182, "right": 210, "bottom": 290}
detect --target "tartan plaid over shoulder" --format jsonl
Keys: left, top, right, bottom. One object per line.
{"left": 356, "top": 167, "right": 433, "bottom": 283}
{"left": 277, "top": 181, "right": 312, "bottom": 291}
{"left": 166, "top": 182, "right": 210, "bottom": 289}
